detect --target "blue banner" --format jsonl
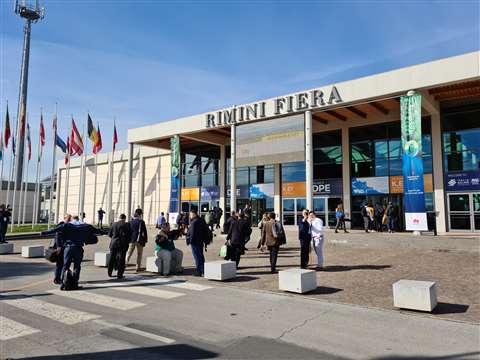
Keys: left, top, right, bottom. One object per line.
{"left": 401, "top": 92, "right": 427, "bottom": 230}
{"left": 445, "top": 171, "right": 480, "bottom": 191}
{"left": 169, "top": 135, "right": 180, "bottom": 213}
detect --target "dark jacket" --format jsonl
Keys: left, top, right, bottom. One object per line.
{"left": 223, "top": 216, "right": 235, "bottom": 234}
{"left": 49, "top": 222, "right": 97, "bottom": 247}
{"left": 298, "top": 219, "right": 311, "bottom": 243}
{"left": 227, "top": 218, "right": 251, "bottom": 247}
{"left": 109, "top": 220, "right": 131, "bottom": 251}
{"left": 186, "top": 216, "right": 208, "bottom": 246}
{"left": 129, "top": 217, "right": 148, "bottom": 246}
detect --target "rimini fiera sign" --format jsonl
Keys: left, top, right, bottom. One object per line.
{"left": 205, "top": 86, "right": 342, "bottom": 128}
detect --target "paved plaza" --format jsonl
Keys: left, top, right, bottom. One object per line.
{"left": 1, "top": 228, "right": 479, "bottom": 359}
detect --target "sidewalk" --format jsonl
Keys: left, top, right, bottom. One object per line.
{"left": 5, "top": 227, "right": 479, "bottom": 324}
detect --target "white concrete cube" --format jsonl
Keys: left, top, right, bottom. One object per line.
{"left": 94, "top": 252, "right": 111, "bottom": 267}
{"left": 204, "top": 260, "right": 236, "bottom": 281}
{"left": 0, "top": 243, "right": 14, "bottom": 254}
{"left": 279, "top": 268, "right": 317, "bottom": 294}
{"left": 21, "top": 245, "right": 44, "bottom": 258}
{"left": 393, "top": 280, "right": 437, "bottom": 312}
{"left": 146, "top": 256, "right": 163, "bottom": 273}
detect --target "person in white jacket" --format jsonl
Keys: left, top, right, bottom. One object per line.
{"left": 308, "top": 211, "right": 324, "bottom": 270}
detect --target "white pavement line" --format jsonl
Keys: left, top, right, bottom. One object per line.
{"left": 89, "top": 277, "right": 212, "bottom": 291}
{"left": 94, "top": 319, "right": 175, "bottom": 344}
{"left": 114, "top": 286, "right": 185, "bottom": 299}
{"left": 0, "top": 316, "right": 41, "bottom": 340}
{"left": 48, "top": 290, "right": 145, "bottom": 310}
{"left": 2, "top": 297, "right": 100, "bottom": 325}
{"left": 165, "top": 282, "right": 212, "bottom": 291}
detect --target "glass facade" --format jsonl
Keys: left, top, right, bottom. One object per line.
{"left": 350, "top": 119, "right": 433, "bottom": 178}
{"left": 181, "top": 153, "right": 219, "bottom": 188}
{"left": 350, "top": 119, "right": 434, "bottom": 231}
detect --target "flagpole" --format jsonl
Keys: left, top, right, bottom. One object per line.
{"left": 1, "top": 114, "right": 4, "bottom": 196}
{"left": 107, "top": 118, "right": 115, "bottom": 225}
{"left": 32, "top": 114, "right": 42, "bottom": 228}
{"left": 18, "top": 117, "right": 29, "bottom": 225}
{"left": 21, "top": 154, "right": 29, "bottom": 225}
{"left": 8, "top": 117, "right": 18, "bottom": 232}
{"left": 78, "top": 117, "right": 87, "bottom": 217}
{"left": 92, "top": 151, "right": 98, "bottom": 225}
{"left": 48, "top": 103, "right": 57, "bottom": 229}
{"left": 63, "top": 119, "right": 72, "bottom": 217}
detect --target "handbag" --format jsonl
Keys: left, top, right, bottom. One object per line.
{"left": 219, "top": 245, "right": 228, "bottom": 258}
{"left": 45, "top": 247, "right": 59, "bottom": 263}
{"left": 137, "top": 220, "right": 147, "bottom": 246}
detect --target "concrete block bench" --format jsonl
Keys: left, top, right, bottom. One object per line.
{"left": 204, "top": 260, "right": 236, "bottom": 281}
{"left": 279, "top": 268, "right": 317, "bottom": 294}
{"left": 0, "top": 243, "right": 14, "bottom": 254}
{"left": 393, "top": 280, "right": 437, "bottom": 312}
{"left": 146, "top": 256, "right": 163, "bottom": 273}
{"left": 94, "top": 252, "right": 110, "bottom": 267}
{"left": 21, "top": 245, "right": 44, "bottom": 258}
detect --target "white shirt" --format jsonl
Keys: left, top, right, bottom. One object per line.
{"left": 309, "top": 217, "right": 323, "bottom": 239}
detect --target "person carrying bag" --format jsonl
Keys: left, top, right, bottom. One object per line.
{"left": 126, "top": 208, "right": 148, "bottom": 272}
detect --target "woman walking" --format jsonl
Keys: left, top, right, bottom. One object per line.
{"left": 334, "top": 203, "right": 348, "bottom": 233}
{"left": 126, "top": 208, "right": 148, "bottom": 272}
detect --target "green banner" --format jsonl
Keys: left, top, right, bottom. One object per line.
{"left": 169, "top": 135, "right": 180, "bottom": 213}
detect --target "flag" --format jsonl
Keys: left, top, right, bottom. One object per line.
{"left": 87, "top": 114, "right": 99, "bottom": 148}
{"left": 4, "top": 103, "right": 10, "bottom": 148}
{"left": 70, "top": 118, "right": 83, "bottom": 156}
{"left": 65, "top": 136, "right": 70, "bottom": 165}
{"left": 55, "top": 134, "right": 67, "bottom": 153}
{"left": 26, "top": 123, "right": 31, "bottom": 161}
{"left": 39, "top": 113, "right": 45, "bottom": 146}
{"left": 93, "top": 124, "right": 102, "bottom": 154}
{"left": 113, "top": 122, "right": 118, "bottom": 152}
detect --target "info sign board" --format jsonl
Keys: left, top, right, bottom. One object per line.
{"left": 401, "top": 93, "right": 427, "bottom": 231}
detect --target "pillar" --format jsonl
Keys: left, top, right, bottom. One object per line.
{"left": 230, "top": 125, "right": 237, "bottom": 213}
{"left": 305, "top": 110, "right": 313, "bottom": 212}
{"left": 138, "top": 156, "right": 145, "bottom": 212}
{"left": 274, "top": 164, "right": 281, "bottom": 220}
{"left": 55, "top": 168, "right": 62, "bottom": 223}
{"left": 341, "top": 126, "right": 351, "bottom": 228}
{"left": 127, "top": 143, "right": 134, "bottom": 220}
{"left": 431, "top": 113, "right": 447, "bottom": 233}
{"left": 219, "top": 144, "right": 226, "bottom": 223}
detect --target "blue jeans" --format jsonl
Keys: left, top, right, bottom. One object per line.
{"left": 191, "top": 244, "right": 205, "bottom": 275}
{"left": 61, "top": 246, "right": 84, "bottom": 284}
{"left": 388, "top": 217, "right": 395, "bottom": 231}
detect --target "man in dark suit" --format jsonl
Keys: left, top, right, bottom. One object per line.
{"left": 186, "top": 209, "right": 209, "bottom": 277}
{"left": 226, "top": 212, "right": 251, "bottom": 267}
{"left": 108, "top": 214, "right": 131, "bottom": 279}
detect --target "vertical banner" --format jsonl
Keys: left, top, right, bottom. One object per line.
{"left": 401, "top": 92, "right": 428, "bottom": 231}
{"left": 169, "top": 135, "right": 180, "bottom": 215}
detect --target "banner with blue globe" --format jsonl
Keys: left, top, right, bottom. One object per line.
{"left": 169, "top": 135, "right": 180, "bottom": 216}
{"left": 401, "top": 92, "right": 428, "bottom": 231}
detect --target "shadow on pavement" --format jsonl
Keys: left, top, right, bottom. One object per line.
{"left": 371, "top": 351, "right": 480, "bottom": 360}
{"left": 308, "top": 286, "right": 343, "bottom": 295}
{"left": 324, "top": 265, "right": 391, "bottom": 272}
{"left": 0, "top": 261, "right": 53, "bottom": 279}
{"left": 23, "top": 344, "right": 219, "bottom": 360}
{"left": 433, "top": 302, "right": 470, "bottom": 315}
{"left": 224, "top": 275, "right": 259, "bottom": 283}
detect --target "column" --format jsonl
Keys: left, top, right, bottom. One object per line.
{"left": 138, "top": 156, "right": 145, "bottom": 212}
{"left": 127, "top": 143, "right": 134, "bottom": 220}
{"left": 230, "top": 125, "right": 237, "bottom": 213}
{"left": 274, "top": 164, "right": 281, "bottom": 220}
{"left": 431, "top": 113, "right": 447, "bottom": 233}
{"left": 219, "top": 144, "right": 226, "bottom": 224}
{"left": 341, "top": 126, "right": 351, "bottom": 228}
{"left": 55, "top": 168, "right": 62, "bottom": 223}
{"left": 305, "top": 110, "right": 313, "bottom": 211}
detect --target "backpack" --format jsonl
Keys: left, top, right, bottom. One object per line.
{"left": 204, "top": 220, "right": 213, "bottom": 245}
{"left": 62, "top": 269, "right": 77, "bottom": 291}
{"left": 274, "top": 222, "right": 287, "bottom": 245}
{"left": 361, "top": 206, "right": 368, "bottom": 217}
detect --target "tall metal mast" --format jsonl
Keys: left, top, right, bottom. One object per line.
{"left": 13, "top": 0, "right": 45, "bottom": 186}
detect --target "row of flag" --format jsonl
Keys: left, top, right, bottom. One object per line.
{"left": 2, "top": 105, "right": 119, "bottom": 165}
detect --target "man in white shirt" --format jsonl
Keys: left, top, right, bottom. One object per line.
{"left": 308, "top": 211, "right": 324, "bottom": 270}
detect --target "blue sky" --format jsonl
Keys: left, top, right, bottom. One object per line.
{"left": 0, "top": 0, "right": 479, "bottom": 180}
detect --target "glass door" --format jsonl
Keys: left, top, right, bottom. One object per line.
{"left": 313, "top": 197, "right": 327, "bottom": 226}
{"left": 448, "top": 193, "right": 480, "bottom": 231}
